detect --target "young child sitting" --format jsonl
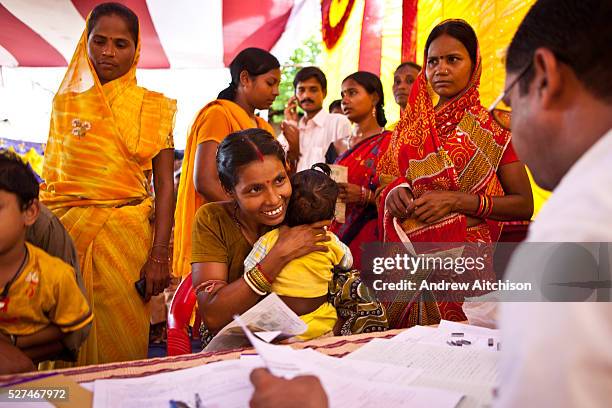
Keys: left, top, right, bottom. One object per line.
{"left": 244, "top": 164, "right": 352, "bottom": 340}
{"left": 0, "top": 150, "right": 93, "bottom": 372}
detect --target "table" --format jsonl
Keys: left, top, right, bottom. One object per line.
{"left": 0, "top": 329, "right": 404, "bottom": 387}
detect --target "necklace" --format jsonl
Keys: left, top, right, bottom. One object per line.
{"left": 232, "top": 203, "right": 257, "bottom": 246}
{"left": 348, "top": 127, "right": 385, "bottom": 149}
{"left": 0, "top": 245, "right": 29, "bottom": 308}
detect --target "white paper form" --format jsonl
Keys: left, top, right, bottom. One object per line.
{"left": 204, "top": 293, "right": 307, "bottom": 352}
{"left": 391, "top": 323, "right": 501, "bottom": 350}
{"left": 92, "top": 359, "right": 261, "bottom": 408}
{"left": 347, "top": 338, "right": 499, "bottom": 408}
{"left": 438, "top": 320, "right": 500, "bottom": 338}
{"left": 235, "top": 316, "right": 464, "bottom": 408}
{"left": 328, "top": 164, "right": 348, "bottom": 223}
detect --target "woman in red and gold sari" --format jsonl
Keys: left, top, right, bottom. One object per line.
{"left": 328, "top": 72, "right": 391, "bottom": 269}
{"left": 40, "top": 3, "right": 175, "bottom": 365}
{"left": 377, "top": 20, "right": 533, "bottom": 328}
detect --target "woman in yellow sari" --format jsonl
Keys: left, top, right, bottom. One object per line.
{"left": 173, "top": 48, "right": 280, "bottom": 278}
{"left": 40, "top": 3, "right": 176, "bottom": 365}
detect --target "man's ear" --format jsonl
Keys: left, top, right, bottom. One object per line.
{"left": 23, "top": 198, "right": 40, "bottom": 227}
{"left": 532, "top": 47, "right": 563, "bottom": 110}
{"left": 322, "top": 88, "right": 327, "bottom": 99}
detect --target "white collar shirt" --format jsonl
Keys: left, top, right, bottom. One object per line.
{"left": 497, "top": 128, "right": 612, "bottom": 408}
{"left": 278, "top": 109, "right": 351, "bottom": 172}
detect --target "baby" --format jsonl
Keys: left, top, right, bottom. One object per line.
{"left": 244, "top": 164, "right": 352, "bottom": 340}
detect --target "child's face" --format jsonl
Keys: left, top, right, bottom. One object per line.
{"left": 0, "top": 191, "right": 38, "bottom": 255}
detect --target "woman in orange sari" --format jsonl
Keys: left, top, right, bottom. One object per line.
{"left": 40, "top": 3, "right": 175, "bottom": 364}
{"left": 377, "top": 20, "right": 533, "bottom": 328}
{"left": 328, "top": 72, "right": 391, "bottom": 269}
{"left": 173, "top": 48, "right": 280, "bottom": 279}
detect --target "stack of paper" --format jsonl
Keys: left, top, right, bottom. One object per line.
{"left": 91, "top": 318, "right": 465, "bottom": 408}
{"left": 346, "top": 321, "right": 501, "bottom": 408}
{"left": 92, "top": 316, "right": 501, "bottom": 408}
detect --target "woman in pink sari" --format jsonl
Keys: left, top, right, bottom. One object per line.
{"left": 328, "top": 72, "right": 391, "bottom": 269}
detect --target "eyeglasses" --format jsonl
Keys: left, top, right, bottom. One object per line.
{"left": 488, "top": 60, "right": 533, "bottom": 131}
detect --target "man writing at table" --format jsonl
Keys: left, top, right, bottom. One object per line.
{"left": 248, "top": 0, "right": 612, "bottom": 406}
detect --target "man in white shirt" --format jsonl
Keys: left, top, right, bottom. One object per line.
{"left": 495, "top": 0, "right": 612, "bottom": 406}
{"left": 278, "top": 67, "right": 351, "bottom": 173}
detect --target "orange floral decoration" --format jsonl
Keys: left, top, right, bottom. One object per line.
{"left": 321, "top": 0, "right": 355, "bottom": 50}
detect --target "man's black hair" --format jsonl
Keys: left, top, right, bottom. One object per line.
{"left": 293, "top": 66, "right": 327, "bottom": 92}
{"left": 507, "top": 0, "right": 612, "bottom": 101}
{"left": 328, "top": 99, "right": 342, "bottom": 113}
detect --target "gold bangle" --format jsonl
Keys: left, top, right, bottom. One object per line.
{"left": 248, "top": 266, "right": 271, "bottom": 293}
{"left": 249, "top": 270, "right": 269, "bottom": 293}
{"left": 248, "top": 268, "right": 270, "bottom": 294}
{"left": 149, "top": 255, "right": 170, "bottom": 264}
{"left": 244, "top": 273, "right": 266, "bottom": 296}
{"left": 255, "top": 265, "right": 272, "bottom": 292}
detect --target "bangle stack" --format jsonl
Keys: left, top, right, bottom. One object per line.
{"left": 476, "top": 194, "right": 493, "bottom": 218}
{"left": 243, "top": 263, "right": 272, "bottom": 296}
{"left": 360, "top": 186, "right": 373, "bottom": 206}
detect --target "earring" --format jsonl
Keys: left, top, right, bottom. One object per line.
{"left": 372, "top": 107, "right": 376, "bottom": 117}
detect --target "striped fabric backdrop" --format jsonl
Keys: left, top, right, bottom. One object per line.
{"left": 0, "top": 0, "right": 296, "bottom": 69}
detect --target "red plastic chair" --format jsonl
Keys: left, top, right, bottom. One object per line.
{"left": 167, "top": 273, "right": 198, "bottom": 356}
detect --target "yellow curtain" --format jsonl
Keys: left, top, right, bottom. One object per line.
{"left": 380, "top": 0, "right": 404, "bottom": 125}
{"left": 321, "top": 0, "right": 365, "bottom": 108}
{"left": 415, "top": 0, "right": 535, "bottom": 108}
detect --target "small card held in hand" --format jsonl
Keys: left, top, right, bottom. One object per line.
{"left": 328, "top": 164, "right": 348, "bottom": 223}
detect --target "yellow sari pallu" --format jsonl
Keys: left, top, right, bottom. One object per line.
{"left": 40, "top": 22, "right": 176, "bottom": 365}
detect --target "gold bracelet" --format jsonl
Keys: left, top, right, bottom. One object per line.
{"left": 149, "top": 255, "right": 170, "bottom": 264}
{"left": 247, "top": 265, "right": 271, "bottom": 293}
{"left": 254, "top": 264, "right": 272, "bottom": 292}
{"left": 247, "top": 267, "right": 270, "bottom": 294}
{"left": 243, "top": 273, "right": 266, "bottom": 296}
{"left": 248, "top": 269, "right": 269, "bottom": 293}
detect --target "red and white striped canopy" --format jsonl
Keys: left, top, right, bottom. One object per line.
{"left": 0, "top": 0, "right": 296, "bottom": 68}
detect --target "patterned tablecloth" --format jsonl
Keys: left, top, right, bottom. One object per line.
{"left": 0, "top": 329, "right": 405, "bottom": 386}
